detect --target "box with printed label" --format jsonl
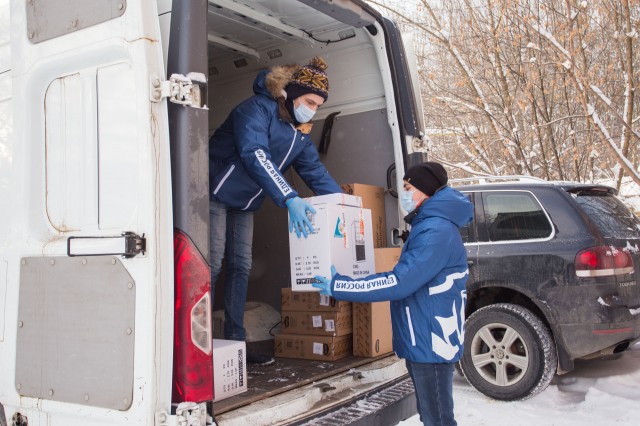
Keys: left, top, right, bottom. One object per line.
{"left": 352, "top": 247, "right": 401, "bottom": 357}
{"left": 281, "top": 309, "right": 352, "bottom": 336}
{"left": 303, "top": 193, "right": 362, "bottom": 208}
{"left": 274, "top": 333, "right": 353, "bottom": 361}
{"left": 281, "top": 288, "right": 351, "bottom": 312}
{"left": 212, "top": 339, "right": 247, "bottom": 402}
{"left": 340, "top": 183, "right": 387, "bottom": 248}
{"left": 289, "top": 195, "right": 375, "bottom": 291}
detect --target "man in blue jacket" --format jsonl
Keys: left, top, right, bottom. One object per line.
{"left": 209, "top": 57, "right": 341, "bottom": 364}
{"left": 314, "top": 162, "right": 473, "bottom": 425}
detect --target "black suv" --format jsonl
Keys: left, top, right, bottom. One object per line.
{"left": 452, "top": 177, "right": 640, "bottom": 401}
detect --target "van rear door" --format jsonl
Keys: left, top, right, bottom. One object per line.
{"left": 374, "top": 14, "right": 426, "bottom": 172}
{"left": 4, "top": 1, "right": 173, "bottom": 424}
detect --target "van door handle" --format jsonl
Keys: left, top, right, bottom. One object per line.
{"left": 67, "top": 232, "right": 146, "bottom": 258}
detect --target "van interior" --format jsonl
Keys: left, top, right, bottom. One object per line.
{"left": 205, "top": 0, "right": 404, "bottom": 414}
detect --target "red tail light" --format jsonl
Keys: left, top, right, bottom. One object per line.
{"left": 173, "top": 229, "right": 214, "bottom": 403}
{"left": 575, "top": 246, "right": 634, "bottom": 277}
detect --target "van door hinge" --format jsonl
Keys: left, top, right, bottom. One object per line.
{"left": 67, "top": 232, "right": 146, "bottom": 258}
{"left": 156, "top": 402, "right": 209, "bottom": 426}
{"left": 150, "top": 73, "right": 208, "bottom": 109}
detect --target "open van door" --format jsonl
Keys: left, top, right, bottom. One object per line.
{"left": 2, "top": 1, "right": 175, "bottom": 424}
{"left": 377, "top": 16, "right": 426, "bottom": 173}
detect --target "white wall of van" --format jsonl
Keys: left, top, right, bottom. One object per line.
{"left": 0, "top": 0, "right": 11, "bottom": 346}
{"left": 0, "top": 1, "right": 175, "bottom": 425}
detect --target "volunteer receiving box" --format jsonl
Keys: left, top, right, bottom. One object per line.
{"left": 289, "top": 194, "right": 375, "bottom": 291}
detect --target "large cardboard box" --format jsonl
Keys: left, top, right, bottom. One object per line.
{"left": 281, "top": 288, "right": 351, "bottom": 312}
{"left": 289, "top": 194, "right": 375, "bottom": 291}
{"left": 341, "top": 183, "right": 387, "bottom": 248}
{"left": 212, "top": 339, "right": 247, "bottom": 402}
{"left": 352, "top": 247, "right": 402, "bottom": 357}
{"left": 374, "top": 247, "right": 402, "bottom": 272}
{"left": 275, "top": 333, "right": 353, "bottom": 361}
{"left": 281, "top": 309, "right": 352, "bottom": 336}
{"left": 304, "top": 193, "right": 361, "bottom": 208}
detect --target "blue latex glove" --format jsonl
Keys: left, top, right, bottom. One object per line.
{"left": 313, "top": 265, "right": 337, "bottom": 296}
{"left": 286, "top": 196, "right": 316, "bottom": 238}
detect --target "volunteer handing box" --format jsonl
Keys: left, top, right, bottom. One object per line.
{"left": 289, "top": 194, "right": 375, "bottom": 291}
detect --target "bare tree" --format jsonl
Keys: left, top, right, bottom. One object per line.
{"left": 370, "top": 0, "right": 640, "bottom": 186}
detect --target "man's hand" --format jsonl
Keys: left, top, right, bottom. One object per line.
{"left": 312, "top": 265, "right": 337, "bottom": 296}
{"left": 286, "top": 197, "right": 316, "bottom": 238}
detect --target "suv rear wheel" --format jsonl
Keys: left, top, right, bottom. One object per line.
{"left": 460, "top": 303, "right": 557, "bottom": 400}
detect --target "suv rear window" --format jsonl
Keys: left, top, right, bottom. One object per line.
{"left": 573, "top": 193, "right": 640, "bottom": 239}
{"left": 482, "top": 192, "right": 553, "bottom": 242}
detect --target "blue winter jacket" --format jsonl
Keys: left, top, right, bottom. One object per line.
{"left": 331, "top": 186, "right": 473, "bottom": 363}
{"left": 209, "top": 69, "right": 341, "bottom": 211}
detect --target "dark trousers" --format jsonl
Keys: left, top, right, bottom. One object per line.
{"left": 209, "top": 200, "right": 254, "bottom": 341}
{"left": 405, "top": 360, "right": 457, "bottom": 426}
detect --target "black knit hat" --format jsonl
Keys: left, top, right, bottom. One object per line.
{"left": 285, "top": 56, "right": 329, "bottom": 102}
{"left": 403, "top": 162, "right": 448, "bottom": 196}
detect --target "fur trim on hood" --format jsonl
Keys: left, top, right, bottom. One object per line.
{"left": 265, "top": 64, "right": 299, "bottom": 100}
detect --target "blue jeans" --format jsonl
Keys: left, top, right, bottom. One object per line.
{"left": 405, "top": 361, "right": 457, "bottom": 426}
{"left": 209, "top": 199, "right": 254, "bottom": 341}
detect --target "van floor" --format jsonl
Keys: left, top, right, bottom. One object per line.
{"left": 213, "top": 339, "right": 388, "bottom": 415}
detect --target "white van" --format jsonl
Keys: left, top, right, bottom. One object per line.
{"left": 0, "top": 1, "right": 427, "bottom": 425}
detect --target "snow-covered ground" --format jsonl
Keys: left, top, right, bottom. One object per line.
{"left": 399, "top": 342, "right": 640, "bottom": 426}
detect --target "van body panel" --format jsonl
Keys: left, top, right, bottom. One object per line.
{"left": 16, "top": 256, "right": 136, "bottom": 410}
{"left": 167, "top": 0, "right": 210, "bottom": 256}
{"left": 2, "top": 0, "right": 425, "bottom": 424}
{"left": 0, "top": 0, "right": 12, "bottom": 347}
{"left": 2, "top": 0, "right": 174, "bottom": 424}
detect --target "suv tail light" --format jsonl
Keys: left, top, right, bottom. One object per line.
{"left": 575, "top": 246, "right": 634, "bottom": 277}
{"left": 173, "top": 229, "right": 214, "bottom": 403}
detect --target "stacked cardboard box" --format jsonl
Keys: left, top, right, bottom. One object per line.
{"left": 212, "top": 339, "right": 247, "bottom": 402}
{"left": 281, "top": 187, "right": 393, "bottom": 360}
{"left": 288, "top": 194, "right": 375, "bottom": 292}
{"left": 275, "top": 289, "right": 353, "bottom": 361}
{"left": 352, "top": 248, "right": 401, "bottom": 357}
{"left": 338, "top": 184, "right": 396, "bottom": 357}
{"left": 341, "top": 183, "right": 386, "bottom": 248}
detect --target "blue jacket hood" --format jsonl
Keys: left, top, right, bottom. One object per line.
{"left": 415, "top": 186, "right": 473, "bottom": 229}
{"left": 252, "top": 70, "right": 272, "bottom": 99}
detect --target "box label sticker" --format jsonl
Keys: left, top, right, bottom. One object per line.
{"left": 319, "top": 295, "right": 330, "bottom": 306}
{"left": 312, "top": 315, "right": 322, "bottom": 328}
{"left": 313, "top": 342, "right": 324, "bottom": 355}
{"left": 325, "top": 319, "right": 335, "bottom": 332}
{"left": 238, "top": 349, "right": 244, "bottom": 386}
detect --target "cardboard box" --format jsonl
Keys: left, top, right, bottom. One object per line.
{"left": 275, "top": 333, "right": 353, "bottom": 361}
{"left": 353, "top": 302, "right": 393, "bottom": 357}
{"left": 352, "top": 247, "right": 402, "bottom": 357}
{"left": 289, "top": 197, "right": 375, "bottom": 291}
{"left": 374, "top": 247, "right": 402, "bottom": 272}
{"left": 304, "top": 193, "right": 362, "bottom": 207}
{"left": 341, "top": 183, "right": 387, "bottom": 248}
{"left": 281, "top": 288, "right": 351, "bottom": 312}
{"left": 281, "top": 309, "right": 352, "bottom": 336}
{"left": 213, "top": 339, "right": 247, "bottom": 402}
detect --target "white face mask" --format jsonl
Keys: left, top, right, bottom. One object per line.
{"left": 294, "top": 101, "right": 316, "bottom": 123}
{"left": 401, "top": 189, "right": 417, "bottom": 213}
